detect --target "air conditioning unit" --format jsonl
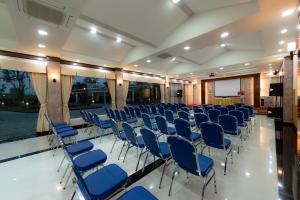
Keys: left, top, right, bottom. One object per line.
{"left": 13, "top": 0, "right": 76, "bottom": 28}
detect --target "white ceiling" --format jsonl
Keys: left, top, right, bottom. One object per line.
{"left": 0, "top": 0, "right": 298, "bottom": 80}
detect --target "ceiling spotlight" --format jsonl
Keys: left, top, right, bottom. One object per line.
{"left": 38, "top": 29, "right": 48, "bottom": 36}
{"left": 190, "top": 72, "right": 193, "bottom": 75}
{"left": 244, "top": 63, "right": 250, "bottom": 66}
{"left": 172, "top": 0, "right": 181, "bottom": 4}
{"left": 90, "top": 27, "right": 97, "bottom": 34}
{"left": 220, "top": 67, "right": 224, "bottom": 70}
{"left": 221, "top": 32, "right": 229, "bottom": 38}
{"left": 116, "top": 37, "right": 122, "bottom": 43}
{"left": 280, "top": 29, "right": 288, "bottom": 34}
{"left": 184, "top": 46, "right": 191, "bottom": 50}
{"left": 76, "top": 59, "right": 80, "bottom": 62}
{"left": 38, "top": 53, "right": 45, "bottom": 57}
{"left": 103, "top": 64, "right": 107, "bottom": 67}
{"left": 279, "top": 41, "right": 285, "bottom": 45}
{"left": 281, "top": 9, "right": 295, "bottom": 17}
{"left": 134, "top": 64, "right": 138, "bottom": 67}
{"left": 297, "top": 24, "right": 300, "bottom": 29}
{"left": 38, "top": 44, "right": 46, "bottom": 48}
{"left": 172, "top": 57, "right": 176, "bottom": 61}
{"left": 278, "top": 49, "right": 283, "bottom": 52}
{"left": 146, "top": 59, "right": 151, "bottom": 63}
{"left": 220, "top": 43, "right": 226, "bottom": 48}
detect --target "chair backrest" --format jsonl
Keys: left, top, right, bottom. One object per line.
{"left": 170, "top": 104, "right": 177, "bottom": 113}
{"left": 162, "top": 104, "right": 168, "bottom": 110}
{"left": 124, "top": 106, "right": 130, "bottom": 116}
{"left": 167, "top": 136, "right": 200, "bottom": 176}
{"left": 115, "top": 110, "right": 122, "bottom": 121}
{"left": 120, "top": 110, "right": 128, "bottom": 121}
{"left": 200, "top": 122, "right": 224, "bottom": 148}
{"left": 237, "top": 107, "right": 250, "bottom": 120}
{"left": 165, "top": 110, "right": 174, "bottom": 124}
{"left": 203, "top": 106, "right": 212, "bottom": 114}
{"left": 213, "top": 105, "right": 221, "bottom": 109}
{"left": 229, "top": 110, "right": 244, "bottom": 125}
{"left": 145, "top": 105, "right": 151, "bottom": 114}
{"left": 122, "top": 122, "right": 137, "bottom": 145}
{"left": 194, "top": 113, "right": 209, "bottom": 128}
{"left": 110, "top": 119, "right": 121, "bottom": 138}
{"left": 178, "top": 111, "right": 189, "bottom": 121}
{"left": 174, "top": 118, "right": 192, "bottom": 140}
{"left": 109, "top": 109, "right": 116, "bottom": 121}
{"left": 155, "top": 115, "right": 168, "bottom": 134}
{"left": 180, "top": 107, "right": 189, "bottom": 113}
{"left": 208, "top": 109, "right": 221, "bottom": 123}
{"left": 216, "top": 107, "right": 229, "bottom": 115}
{"left": 134, "top": 107, "right": 142, "bottom": 118}
{"left": 142, "top": 113, "right": 153, "bottom": 130}
{"left": 80, "top": 110, "right": 88, "bottom": 122}
{"left": 140, "top": 128, "right": 161, "bottom": 158}
{"left": 87, "top": 112, "right": 95, "bottom": 124}
{"left": 105, "top": 108, "right": 111, "bottom": 118}
{"left": 129, "top": 107, "right": 136, "bottom": 118}
{"left": 193, "top": 108, "right": 203, "bottom": 114}
{"left": 150, "top": 104, "right": 157, "bottom": 115}
{"left": 92, "top": 113, "right": 102, "bottom": 127}
{"left": 226, "top": 105, "right": 236, "bottom": 111}
{"left": 158, "top": 105, "right": 165, "bottom": 116}
{"left": 141, "top": 106, "right": 148, "bottom": 114}
{"left": 219, "top": 114, "right": 238, "bottom": 133}
{"left": 242, "top": 105, "right": 253, "bottom": 116}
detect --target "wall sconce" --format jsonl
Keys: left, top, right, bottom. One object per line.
{"left": 117, "top": 80, "right": 123, "bottom": 86}
{"left": 51, "top": 74, "right": 57, "bottom": 83}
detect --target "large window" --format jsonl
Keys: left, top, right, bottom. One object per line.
{"left": 0, "top": 69, "right": 39, "bottom": 141}
{"left": 127, "top": 81, "right": 161, "bottom": 105}
{"left": 69, "top": 76, "right": 110, "bottom": 118}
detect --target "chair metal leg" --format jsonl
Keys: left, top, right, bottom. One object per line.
{"left": 213, "top": 169, "right": 217, "bottom": 194}
{"left": 70, "top": 190, "right": 76, "bottom": 200}
{"left": 57, "top": 155, "right": 65, "bottom": 172}
{"left": 123, "top": 145, "right": 131, "bottom": 163}
{"left": 63, "top": 169, "right": 73, "bottom": 189}
{"left": 201, "top": 177, "right": 207, "bottom": 200}
{"left": 110, "top": 137, "right": 118, "bottom": 153}
{"left": 168, "top": 169, "right": 177, "bottom": 196}
{"left": 135, "top": 148, "right": 144, "bottom": 171}
{"left": 60, "top": 164, "right": 70, "bottom": 184}
{"left": 118, "top": 141, "right": 126, "bottom": 160}
{"left": 142, "top": 151, "right": 149, "bottom": 173}
{"left": 224, "top": 153, "right": 228, "bottom": 175}
{"left": 159, "top": 161, "right": 167, "bottom": 189}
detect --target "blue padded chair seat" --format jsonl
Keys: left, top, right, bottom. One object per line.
{"left": 74, "top": 150, "right": 107, "bottom": 171}
{"left": 85, "top": 164, "right": 128, "bottom": 199}
{"left": 158, "top": 142, "right": 171, "bottom": 159}
{"left": 198, "top": 155, "right": 214, "bottom": 176}
{"left": 117, "top": 131, "right": 127, "bottom": 141}
{"left": 127, "top": 118, "right": 138, "bottom": 124}
{"left": 56, "top": 126, "right": 73, "bottom": 133}
{"left": 101, "top": 123, "right": 112, "bottom": 129}
{"left": 167, "top": 127, "right": 176, "bottom": 135}
{"left": 117, "top": 186, "right": 158, "bottom": 200}
{"left": 54, "top": 122, "right": 68, "bottom": 127}
{"left": 191, "top": 132, "right": 201, "bottom": 142}
{"left": 134, "top": 136, "right": 145, "bottom": 148}
{"left": 58, "top": 129, "right": 78, "bottom": 138}
{"left": 66, "top": 141, "right": 94, "bottom": 156}
{"left": 224, "top": 129, "right": 241, "bottom": 136}
{"left": 54, "top": 124, "right": 70, "bottom": 129}
{"left": 207, "top": 138, "right": 231, "bottom": 150}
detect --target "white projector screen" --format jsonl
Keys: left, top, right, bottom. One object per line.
{"left": 214, "top": 79, "right": 241, "bottom": 97}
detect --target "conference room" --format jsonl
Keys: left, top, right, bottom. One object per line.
{"left": 0, "top": 0, "right": 299, "bottom": 199}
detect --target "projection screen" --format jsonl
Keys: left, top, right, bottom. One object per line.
{"left": 214, "top": 78, "right": 241, "bottom": 97}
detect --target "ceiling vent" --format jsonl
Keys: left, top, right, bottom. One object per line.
{"left": 14, "top": 0, "right": 75, "bottom": 27}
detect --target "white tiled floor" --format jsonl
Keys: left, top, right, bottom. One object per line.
{"left": 0, "top": 115, "right": 279, "bottom": 200}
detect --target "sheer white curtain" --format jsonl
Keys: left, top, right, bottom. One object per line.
{"left": 29, "top": 73, "right": 49, "bottom": 132}
{"left": 61, "top": 75, "right": 74, "bottom": 123}
{"left": 160, "top": 84, "right": 165, "bottom": 103}
{"left": 107, "top": 79, "right": 116, "bottom": 109}
{"left": 123, "top": 80, "right": 129, "bottom": 107}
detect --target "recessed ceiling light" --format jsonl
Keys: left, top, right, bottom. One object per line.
{"left": 134, "top": 64, "right": 138, "bottom": 67}
{"left": 190, "top": 72, "right": 193, "bottom": 75}
{"left": 172, "top": 57, "right": 176, "bottom": 61}
{"left": 38, "top": 29, "right": 48, "bottom": 36}
{"left": 146, "top": 59, "right": 151, "bottom": 63}
{"left": 244, "top": 63, "right": 250, "bottom": 66}
{"left": 37, "top": 53, "right": 45, "bottom": 57}
{"left": 280, "top": 29, "right": 288, "bottom": 34}
{"left": 220, "top": 43, "right": 226, "bottom": 48}
{"left": 297, "top": 24, "right": 300, "bottom": 29}
{"left": 103, "top": 64, "right": 107, "bottom": 67}
{"left": 172, "top": 0, "right": 181, "bottom": 4}
{"left": 116, "top": 37, "right": 122, "bottom": 43}
{"left": 184, "top": 46, "right": 190, "bottom": 50}
{"left": 176, "top": 75, "right": 179, "bottom": 77}
{"left": 221, "top": 32, "right": 229, "bottom": 38}
{"left": 220, "top": 67, "right": 224, "bottom": 70}
{"left": 38, "top": 44, "right": 46, "bottom": 48}
{"left": 281, "top": 9, "right": 295, "bottom": 17}
{"left": 268, "top": 64, "right": 272, "bottom": 66}
{"left": 278, "top": 49, "right": 283, "bottom": 52}
{"left": 76, "top": 59, "right": 80, "bottom": 62}
{"left": 90, "top": 27, "right": 97, "bottom": 34}
{"left": 279, "top": 41, "right": 285, "bottom": 45}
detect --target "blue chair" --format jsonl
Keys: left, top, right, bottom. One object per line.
{"left": 229, "top": 110, "right": 248, "bottom": 138}
{"left": 155, "top": 115, "right": 176, "bottom": 135}
{"left": 134, "top": 107, "right": 142, "bottom": 118}
{"left": 200, "top": 122, "right": 233, "bottom": 175}
{"left": 115, "top": 110, "right": 122, "bottom": 122}
{"left": 140, "top": 128, "right": 171, "bottom": 188}
{"left": 194, "top": 113, "right": 209, "bottom": 130}
{"left": 109, "top": 109, "right": 118, "bottom": 122}
{"left": 194, "top": 107, "right": 204, "bottom": 114}
{"left": 226, "top": 105, "right": 236, "bottom": 111}
{"left": 120, "top": 110, "right": 138, "bottom": 125}
{"left": 170, "top": 104, "right": 178, "bottom": 113}
{"left": 162, "top": 103, "right": 168, "bottom": 110}
{"left": 150, "top": 104, "right": 158, "bottom": 115}
{"left": 203, "top": 106, "right": 213, "bottom": 114}
{"left": 180, "top": 107, "right": 189, "bottom": 113}
{"left": 216, "top": 107, "right": 228, "bottom": 115}
{"left": 208, "top": 109, "right": 221, "bottom": 123}
{"left": 178, "top": 111, "right": 196, "bottom": 127}
{"left": 116, "top": 186, "right": 158, "bottom": 200}
{"left": 142, "top": 113, "right": 158, "bottom": 131}
{"left": 124, "top": 106, "right": 131, "bottom": 117}
{"left": 158, "top": 105, "right": 165, "bottom": 116}
{"left": 219, "top": 114, "right": 243, "bottom": 153}
{"left": 80, "top": 110, "right": 89, "bottom": 125}
{"left": 237, "top": 107, "right": 251, "bottom": 133}
{"left": 174, "top": 118, "right": 201, "bottom": 143}
{"left": 92, "top": 113, "right": 112, "bottom": 140}
{"left": 167, "top": 135, "right": 216, "bottom": 199}
{"left": 110, "top": 119, "right": 127, "bottom": 155}
{"left": 129, "top": 106, "right": 137, "bottom": 119}
{"left": 242, "top": 105, "right": 254, "bottom": 117}
{"left": 122, "top": 122, "right": 146, "bottom": 171}
{"left": 213, "top": 105, "right": 221, "bottom": 109}
{"left": 105, "top": 108, "right": 111, "bottom": 118}
{"left": 165, "top": 110, "right": 175, "bottom": 124}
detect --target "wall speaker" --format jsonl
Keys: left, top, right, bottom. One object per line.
{"left": 269, "top": 83, "right": 283, "bottom": 96}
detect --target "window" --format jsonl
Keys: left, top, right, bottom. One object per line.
{"left": 126, "top": 81, "right": 161, "bottom": 105}
{"left": 69, "top": 76, "right": 110, "bottom": 118}
{"left": 0, "top": 69, "right": 39, "bottom": 141}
